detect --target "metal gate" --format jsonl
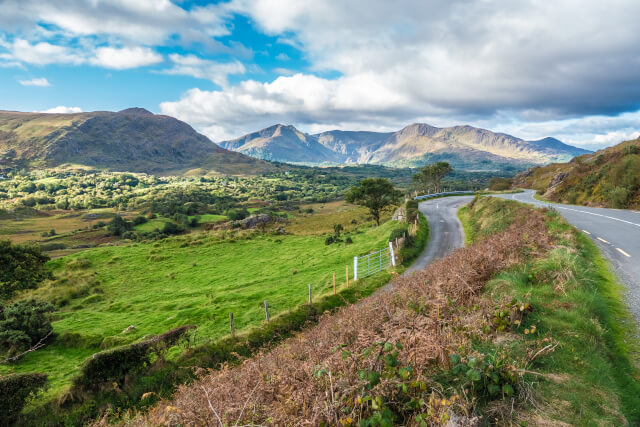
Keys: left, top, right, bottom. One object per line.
{"left": 354, "top": 242, "right": 395, "bottom": 280}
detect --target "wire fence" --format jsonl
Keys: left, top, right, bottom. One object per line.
{"left": 354, "top": 242, "right": 395, "bottom": 280}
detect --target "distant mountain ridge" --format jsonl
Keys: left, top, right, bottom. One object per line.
{"left": 0, "top": 109, "right": 273, "bottom": 175}
{"left": 219, "top": 123, "right": 590, "bottom": 169}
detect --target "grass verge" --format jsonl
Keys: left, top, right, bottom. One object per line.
{"left": 463, "top": 197, "right": 640, "bottom": 424}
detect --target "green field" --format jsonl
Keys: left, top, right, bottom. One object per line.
{"left": 1, "top": 216, "right": 396, "bottom": 396}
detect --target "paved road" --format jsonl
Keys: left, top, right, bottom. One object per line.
{"left": 404, "top": 195, "right": 474, "bottom": 275}
{"left": 493, "top": 190, "right": 640, "bottom": 324}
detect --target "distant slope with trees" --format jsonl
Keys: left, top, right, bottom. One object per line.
{"left": 513, "top": 137, "right": 640, "bottom": 208}
{"left": 0, "top": 109, "right": 274, "bottom": 175}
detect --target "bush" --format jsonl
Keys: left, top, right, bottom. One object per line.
{"left": 161, "top": 221, "right": 184, "bottom": 235}
{"left": 489, "top": 177, "right": 513, "bottom": 191}
{"left": 106, "top": 215, "right": 132, "bottom": 236}
{"left": 388, "top": 227, "right": 408, "bottom": 242}
{"left": 226, "top": 207, "right": 250, "bottom": 221}
{"left": 608, "top": 186, "right": 629, "bottom": 208}
{"left": 0, "top": 299, "right": 55, "bottom": 356}
{"left": 72, "top": 325, "right": 194, "bottom": 393}
{"left": 0, "top": 240, "right": 51, "bottom": 300}
{"left": 132, "top": 215, "right": 148, "bottom": 225}
{"left": 0, "top": 373, "right": 48, "bottom": 423}
{"left": 39, "top": 242, "right": 67, "bottom": 251}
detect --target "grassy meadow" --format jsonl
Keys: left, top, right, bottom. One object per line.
{"left": 1, "top": 201, "right": 397, "bottom": 398}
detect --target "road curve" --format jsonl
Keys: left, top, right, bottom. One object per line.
{"left": 493, "top": 190, "right": 640, "bottom": 324}
{"left": 404, "top": 196, "right": 474, "bottom": 275}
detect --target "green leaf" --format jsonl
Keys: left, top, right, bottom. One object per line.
{"left": 503, "top": 384, "right": 515, "bottom": 396}
{"left": 449, "top": 354, "right": 461, "bottom": 365}
{"left": 488, "top": 383, "right": 500, "bottom": 395}
{"left": 466, "top": 368, "right": 482, "bottom": 382}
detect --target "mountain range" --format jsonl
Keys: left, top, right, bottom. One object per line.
{"left": 0, "top": 108, "right": 273, "bottom": 175}
{"left": 219, "top": 123, "right": 590, "bottom": 169}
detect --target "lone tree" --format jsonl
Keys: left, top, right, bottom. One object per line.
{"left": 0, "top": 240, "right": 51, "bottom": 301}
{"left": 345, "top": 178, "right": 402, "bottom": 226}
{"left": 412, "top": 161, "right": 453, "bottom": 194}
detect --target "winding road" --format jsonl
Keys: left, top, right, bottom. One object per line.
{"left": 408, "top": 190, "right": 640, "bottom": 325}
{"left": 404, "top": 195, "right": 473, "bottom": 275}
{"left": 493, "top": 190, "right": 640, "bottom": 323}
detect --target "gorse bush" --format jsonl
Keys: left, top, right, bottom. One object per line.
{"left": 0, "top": 299, "right": 55, "bottom": 357}
{"left": 0, "top": 239, "right": 51, "bottom": 300}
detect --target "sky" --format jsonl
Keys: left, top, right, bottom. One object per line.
{"left": 1, "top": 0, "right": 640, "bottom": 150}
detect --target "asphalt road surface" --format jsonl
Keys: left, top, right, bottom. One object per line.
{"left": 404, "top": 195, "right": 474, "bottom": 275}
{"left": 493, "top": 190, "right": 640, "bottom": 324}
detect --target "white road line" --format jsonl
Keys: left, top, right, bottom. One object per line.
{"left": 597, "top": 237, "right": 610, "bottom": 244}
{"left": 523, "top": 193, "right": 640, "bottom": 228}
{"left": 582, "top": 230, "right": 591, "bottom": 235}
{"left": 616, "top": 248, "right": 632, "bottom": 258}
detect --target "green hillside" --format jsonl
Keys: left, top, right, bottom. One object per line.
{"left": 0, "top": 206, "right": 395, "bottom": 398}
{"left": 0, "top": 109, "right": 274, "bottom": 175}
{"left": 514, "top": 138, "right": 640, "bottom": 208}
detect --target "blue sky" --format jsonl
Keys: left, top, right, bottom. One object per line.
{"left": 1, "top": 0, "right": 640, "bottom": 149}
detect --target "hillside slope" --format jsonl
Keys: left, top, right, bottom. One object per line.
{"left": 220, "top": 123, "right": 589, "bottom": 169}
{"left": 513, "top": 138, "right": 640, "bottom": 208}
{"left": 0, "top": 109, "right": 273, "bottom": 175}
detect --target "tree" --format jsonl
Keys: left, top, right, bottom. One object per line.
{"left": 0, "top": 299, "right": 55, "bottom": 357}
{"left": 412, "top": 162, "right": 453, "bottom": 194}
{"left": 106, "top": 214, "right": 132, "bottom": 236}
{"left": 0, "top": 240, "right": 51, "bottom": 300}
{"left": 345, "top": 178, "right": 402, "bottom": 226}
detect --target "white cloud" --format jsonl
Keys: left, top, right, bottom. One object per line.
{"left": 90, "top": 46, "right": 163, "bottom": 70}
{"left": 19, "top": 77, "right": 51, "bottom": 87}
{"left": 275, "top": 53, "right": 290, "bottom": 61}
{"left": 39, "top": 106, "right": 83, "bottom": 114}
{"left": 0, "top": 38, "right": 83, "bottom": 65}
{"left": 0, "top": 0, "right": 230, "bottom": 45}
{"left": 161, "top": 54, "right": 245, "bottom": 87}
{"left": 159, "top": 0, "right": 640, "bottom": 146}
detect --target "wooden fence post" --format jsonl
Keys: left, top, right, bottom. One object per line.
{"left": 264, "top": 300, "right": 270, "bottom": 322}
{"left": 229, "top": 313, "right": 235, "bottom": 337}
{"left": 346, "top": 265, "right": 349, "bottom": 287}
{"left": 354, "top": 256, "right": 358, "bottom": 281}
{"left": 308, "top": 283, "right": 312, "bottom": 304}
{"left": 333, "top": 272, "right": 336, "bottom": 295}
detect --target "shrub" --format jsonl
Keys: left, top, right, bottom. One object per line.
{"left": 106, "top": 215, "right": 132, "bottom": 236}
{"left": 161, "top": 221, "right": 184, "bottom": 235}
{"left": 132, "top": 215, "right": 148, "bottom": 225}
{"left": 0, "top": 299, "right": 55, "bottom": 356}
{"left": 389, "top": 227, "right": 408, "bottom": 242}
{"left": 0, "top": 240, "right": 51, "bottom": 300}
{"left": 0, "top": 373, "right": 48, "bottom": 424}
{"left": 72, "top": 325, "right": 195, "bottom": 393}
{"left": 489, "top": 177, "right": 513, "bottom": 191}
{"left": 608, "top": 186, "right": 629, "bottom": 208}
{"left": 226, "top": 207, "right": 250, "bottom": 221}
{"left": 39, "top": 242, "right": 66, "bottom": 251}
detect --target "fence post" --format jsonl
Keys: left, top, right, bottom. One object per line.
{"left": 264, "top": 300, "right": 270, "bottom": 322}
{"left": 308, "top": 283, "right": 312, "bottom": 304}
{"left": 333, "top": 272, "right": 336, "bottom": 295}
{"left": 354, "top": 256, "right": 358, "bottom": 281}
{"left": 389, "top": 241, "right": 396, "bottom": 267}
{"left": 229, "top": 313, "right": 235, "bottom": 337}
{"left": 346, "top": 265, "right": 349, "bottom": 287}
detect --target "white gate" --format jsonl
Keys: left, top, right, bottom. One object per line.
{"left": 354, "top": 242, "right": 395, "bottom": 280}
